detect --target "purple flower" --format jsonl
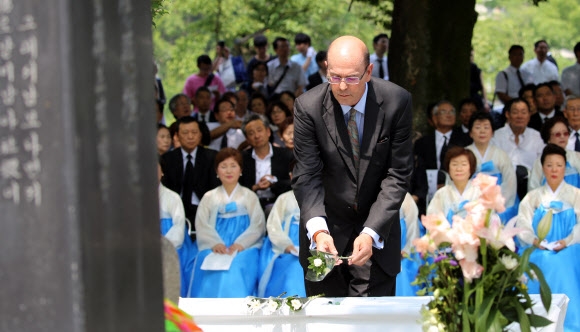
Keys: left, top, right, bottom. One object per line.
{"left": 449, "top": 259, "right": 458, "bottom": 266}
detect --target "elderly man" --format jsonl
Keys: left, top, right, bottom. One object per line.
{"left": 239, "top": 114, "right": 293, "bottom": 213}
{"left": 293, "top": 36, "right": 413, "bottom": 297}
{"left": 564, "top": 95, "right": 580, "bottom": 152}
{"left": 492, "top": 98, "right": 545, "bottom": 171}
{"left": 521, "top": 40, "right": 559, "bottom": 85}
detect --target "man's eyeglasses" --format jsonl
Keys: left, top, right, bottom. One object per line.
{"left": 328, "top": 65, "right": 369, "bottom": 85}
{"left": 435, "top": 109, "right": 456, "bottom": 116}
{"left": 551, "top": 131, "right": 570, "bottom": 138}
{"left": 566, "top": 107, "right": 580, "bottom": 113}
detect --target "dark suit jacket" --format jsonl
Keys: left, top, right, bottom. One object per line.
{"left": 527, "top": 110, "right": 564, "bottom": 132}
{"left": 292, "top": 78, "right": 413, "bottom": 277}
{"left": 413, "top": 127, "right": 471, "bottom": 171}
{"left": 161, "top": 147, "right": 219, "bottom": 222}
{"left": 306, "top": 72, "right": 324, "bottom": 91}
{"left": 239, "top": 146, "right": 293, "bottom": 198}
{"left": 192, "top": 111, "right": 217, "bottom": 123}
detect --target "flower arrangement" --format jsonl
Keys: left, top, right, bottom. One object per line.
{"left": 412, "top": 173, "right": 553, "bottom": 332}
{"left": 164, "top": 299, "right": 203, "bottom": 332}
{"left": 245, "top": 293, "right": 323, "bottom": 315}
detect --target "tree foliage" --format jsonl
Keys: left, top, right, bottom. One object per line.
{"left": 152, "top": 0, "right": 385, "bottom": 99}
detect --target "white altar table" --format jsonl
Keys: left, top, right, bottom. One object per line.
{"left": 179, "top": 294, "right": 568, "bottom": 332}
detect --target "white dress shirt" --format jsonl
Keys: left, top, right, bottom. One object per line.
{"left": 490, "top": 126, "right": 545, "bottom": 170}
{"left": 495, "top": 65, "right": 534, "bottom": 98}
{"left": 567, "top": 128, "right": 580, "bottom": 151}
{"left": 521, "top": 58, "right": 559, "bottom": 84}
{"left": 370, "top": 53, "right": 389, "bottom": 80}
{"left": 252, "top": 144, "right": 275, "bottom": 199}
{"left": 181, "top": 147, "right": 201, "bottom": 205}
{"left": 561, "top": 63, "right": 580, "bottom": 96}
{"left": 206, "top": 123, "right": 246, "bottom": 151}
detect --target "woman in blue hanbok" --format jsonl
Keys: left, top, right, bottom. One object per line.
{"left": 528, "top": 116, "right": 580, "bottom": 191}
{"left": 258, "top": 187, "right": 306, "bottom": 298}
{"left": 516, "top": 144, "right": 580, "bottom": 331}
{"left": 190, "top": 148, "right": 265, "bottom": 298}
{"left": 158, "top": 160, "right": 198, "bottom": 298}
{"left": 395, "top": 193, "right": 421, "bottom": 296}
{"left": 466, "top": 111, "right": 518, "bottom": 222}
{"left": 428, "top": 147, "right": 481, "bottom": 223}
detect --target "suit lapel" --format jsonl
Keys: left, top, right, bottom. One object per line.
{"left": 322, "top": 90, "right": 357, "bottom": 179}
{"left": 358, "top": 82, "right": 383, "bottom": 187}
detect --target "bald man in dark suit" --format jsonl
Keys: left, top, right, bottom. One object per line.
{"left": 293, "top": 36, "right": 413, "bottom": 297}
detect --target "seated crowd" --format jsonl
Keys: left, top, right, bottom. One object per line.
{"left": 154, "top": 31, "right": 580, "bottom": 331}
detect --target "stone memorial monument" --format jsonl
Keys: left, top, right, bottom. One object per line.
{"left": 0, "top": 0, "right": 164, "bottom": 331}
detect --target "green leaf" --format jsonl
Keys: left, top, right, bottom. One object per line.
{"left": 528, "top": 313, "right": 553, "bottom": 328}
{"left": 530, "top": 262, "right": 552, "bottom": 312}
{"left": 514, "top": 303, "right": 531, "bottom": 332}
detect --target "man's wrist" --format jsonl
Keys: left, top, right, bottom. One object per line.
{"left": 312, "top": 230, "right": 329, "bottom": 242}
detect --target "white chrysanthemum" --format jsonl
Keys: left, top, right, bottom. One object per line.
{"left": 313, "top": 258, "right": 323, "bottom": 267}
{"left": 291, "top": 299, "right": 302, "bottom": 310}
{"left": 499, "top": 255, "right": 518, "bottom": 270}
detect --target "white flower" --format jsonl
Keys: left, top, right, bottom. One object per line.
{"left": 313, "top": 258, "right": 323, "bottom": 267}
{"left": 263, "top": 300, "right": 279, "bottom": 315}
{"left": 518, "top": 274, "right": 528, "bottom": 284}
{"left": 290, "top": 299, "right": 302, "bottom": 310}
{"left": 499, "top": 255, "right": 518, "bottom": 270}
{"left": 247, "top": 299, "right": 262, "bottom": 314}
{"left": 529, "top": 269, "right": 538, "bottom": 281}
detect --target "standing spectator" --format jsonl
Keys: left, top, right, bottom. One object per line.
{"left": 307, "top": 50, "right": 328, "bottom": 91}
{"left": 247, "top": 35, "right": 276, "bottom": 83}
{"left": 266, "top": 101, "right": 292, "bottom": 148}
{"left": 563, "top": 95, "right": 580, "bottom": 152}
{"left": 213, "top": 44, "right": 237, "bottom": 90}
{"left": 267, "top": 37, "right": 306, "bottom": 97}
{"left": 561, "top": 42, "right": 580, "bottom": 96}
{"left": 549, "top": 80, "right": 565, "bottom": 110}
{"left": 244, "top": 61, "right": 269, "bottom": 98}
{"left": 458, "top": 98, "right": 478, "bottom": 137}
{"left": 183, "top": 55, "right": 226, "bottom": 110}
{"left": 370, "top": 33, "right": 389, "bottom": 80}
{"left": 528, "top": 82, "right": 563, "bottom": 132}
{"left": 154, "top": 61, "right": 166, "bottom": 109}
{"left": 521, "top": 40, "right": 559, "bottom": 84}
{"left": 235, "top": 89, "right": 252, "bottom": 122}
{"left": 495, "top": 45, "right": 533, "bottom": 104}
{"left": 291, "top": 33, "right": 318, "bottom": 80}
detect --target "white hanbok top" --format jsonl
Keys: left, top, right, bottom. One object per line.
{"left": 516, "top": 182, "right": 580, "bottom": 246}
{"left": 159, "top": 184, "right": 186, "bottom": 249}
{"left": 466, "top": 144, "right": 517, "bottom": 206}
{"left": 400, "top": 193, "right": 419, "bottom": 254}
{"left": 266, "top": 190, "right": 300, "bottom": 255}
{"left": 427, "top": 181, "right": 482, "bottom": 218}
{"left": 528, "top": 150, "right": 580, "bottom": 191}
{"left": 195, "top": 184, "right": 265, "bottom": 251}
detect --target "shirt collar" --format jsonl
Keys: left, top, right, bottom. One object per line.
{"left": 435, "top": 130, "right": 451, "bottom": 140}
{"left": 340, "top": 83, "right": 369, "bottom": 116}
{"left": 539, "top": 110, "right": 555, "bottom": 120}
{"left": 181, "top": 146, "right": 198, "bottom": 160}
{"left": 252, "top": 143, "right": 274, "bottom": 160}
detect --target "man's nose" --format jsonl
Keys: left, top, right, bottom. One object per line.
{"left": 339, "top": 81, "right": 348, "bottom": 90}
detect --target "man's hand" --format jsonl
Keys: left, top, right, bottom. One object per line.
{"left": 252, "top": 176, "right": 273, "bottom": 191}
{"left": 349, "top": 233, "right": 373, "bottom": 266}
{"left": 314, "top": 232, "right": 339, "bottom": 264}
{"left": 227, "top": 119, "right": 242, "bottom": 129}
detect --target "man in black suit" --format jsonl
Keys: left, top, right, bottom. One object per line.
{"left": 306, "top": 51, "right": 327, "bottom": 91}
{"left": 528, "top": 82, "right": 563, "bottom": 131}
{"left": 239, "top": 114, "right": 293, "bottom": 213}
{"left": 161, "top": 116, "right": 219, "bottom": 231}
{"left": 292, "top": 36, "right": 413, "bottom": 297}
{"left": 414, "top": 100, "right": 471, "bottom": 172}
